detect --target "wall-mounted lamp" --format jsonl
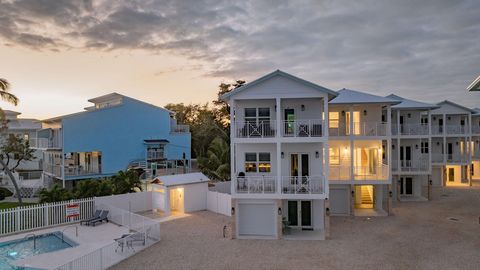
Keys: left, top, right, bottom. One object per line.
{"left": 281, "top": 152, "right": 284, "bottom": 159}
{"left": 231, "top": 207, "right": 235, "bottom": 216}
{"left": 274, "top": 105, "right": 277, "bottom": 112}
{"left": 315, "top": 151, "right": 319, "bottom": 158}
{"left": 343, "top": 147, "right": 349, "bottom": 155}
{"left": 448, "top": 116, "right": 451, "bottom": 120}
{"left": 436, "top": 142, "right": 440, "bottom": 146}
{"left": 415, "top": 144, "right": 419, "bottom": 149}
{"left": 326, "top": 207, "right": 330, "bottom": 216}
{"left": 301, "top": 104, "right": 305, "bottom": 111}
{"left": 389, "top": 191, "right": 393, "bottom": 198}
{"left": 456, "top": 141, "right": 459, "bottom": 145}
{"left": 392, "top": 145, "right": 395, "bottom": 150}
{"left": 278, "top": 207, "right": 282, "bottom": 215}
{"left": 351, "top": 190, "right": 355, "bottom": 197}
{"left": 363, "top": 110, "right": 367, "bottom": 116}
{"left": 477, "top": 140, "right": 479, "bottom": 144}
{"left": 433, "top": 117, "right": 436, "bottom": 120}
{"left": 341, "top": 110, "right": 345, "bottom": 116}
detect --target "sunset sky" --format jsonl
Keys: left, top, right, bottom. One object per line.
{"left": 0, "top": 0, "right": 479, "bottom": 119}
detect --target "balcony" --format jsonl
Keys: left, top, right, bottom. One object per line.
{"left": 431, "top": 125, "right": 443, "bottom": 135}
{"left": 281, "top": 176, "right": 324, "bottom": 194}
{"left": 281, "top": 120, "right": 323, "bottom": 137}
{"left": 171, "top": 124, "right": 190, "bottom": 133}
{"left": 64, "top": 165, "right": 101, "bottom": 177}
{"left": 473, "top": 126, "right": 480, "bottom": 134}
{"left": 432, "top": 153, "right": 470, "bottom": 163}
{"left": 329, "top": 165, "right": 351, "bottom": 180}
{"left": 329, "top": 164, "right": 389, "bottom": 181}
{"left": 147, "top": 150, "right": 165, "bottom": 160}
{"left": 392, "top": 124, "right": 429, "bottom": 136}
{"left": 43, "top": 164, "right": 62, "bottom": 177}
{"left": 330, "top": 122, "right": 387, "bottom": 136}
{"left": 29, "top": 138, "right": 63, "bottom": 149}
{"left": 392, "top": 158, "right": 429, "bottom": 172}
{"left": 446, "top": 125, "right": 467, "bottom": 135}
{"left": 234, "top": 175, "right": 277, "bottom": 194}
{"left": 235, "top": 121, "right": 276, "bottom": 138}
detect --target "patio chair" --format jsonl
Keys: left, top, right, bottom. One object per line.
{"left": 115, "top": 232, "right": 146, "bottom": 252}
{"left": 87, "top": 210, "right": 109, "bottom": 226}
{"left": 80, "top": 210, "right": 102, "bottom": 225}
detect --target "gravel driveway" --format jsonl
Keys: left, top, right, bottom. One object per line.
{"left": 111, "top": 186, "right": 480, "bottom": 270}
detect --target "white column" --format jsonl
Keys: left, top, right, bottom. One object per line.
{"left": 323, "top": 96, "right": 329, "bottom": 196}
{"left": 396, "top": 109, "right": 401, "bottom": 172}
{"left": 428, "top": 110, "right": 432, "bottom": 173}
{"left": 276, "top": 98, "right": 282, "bottom": 194}
{"left": 276, "top": 98, "right": 281, "bottom": 138}
{"left": 276, "top": 142, "right": 282, "bottom": 194}
{"left": 387, "top": 105, "right": 392, "bottom": 182}
{"left": 349, "top": 106, "right": 354, "bottom": 181}
{"left": 230, "top": 99, "right": 236, "bottom": 195}
{"left": 443, "top": 114, "right": 447, "bottom": 164}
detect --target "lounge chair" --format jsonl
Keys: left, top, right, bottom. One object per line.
{"left": 80, "top": 210, "right": 102, "bottom": 225}
{"left": 87, "top": 210, "right": 109, "bottom": 226}
{"left": 115, "top": 232, "right": 146, "bottom": 252}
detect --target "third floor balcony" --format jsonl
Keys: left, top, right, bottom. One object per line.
{"left": 234, "top": 119, "right": 324, "bottom": 138}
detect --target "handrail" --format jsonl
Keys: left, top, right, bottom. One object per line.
{"left": 61, "top": 225, "right": 79, "bottom": 242}
{"left": 11, "top": 233, "right": 37, "bottom": 250}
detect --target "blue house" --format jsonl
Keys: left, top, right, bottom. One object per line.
{"left": 32, "top": 93, "right": 191, "bottom": 187}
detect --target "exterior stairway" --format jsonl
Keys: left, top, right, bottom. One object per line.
{"left": 361, "top": 185, "right": 374, "bottom": 205}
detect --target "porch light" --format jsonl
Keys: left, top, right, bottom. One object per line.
{"left": 389, "top": 191, "right": 393, "bottom": 197}
{"left": 415, "top": 144, "right": 419, "bottom": 149}
{"left": 363, "top": 110, "right": 367, "bottom": 116}
{"left": 301, "top": 104, "right": 305, "bottom": 111}
{"left": 448, "top": 116, "right": 451, "bottom": 120}
{"left": 315, "top": 151, "right": 319, "bottom": 158}
{"left": 231, "top": 207, "right": 235, "bottom": 216}
{"left": 392, "top": 145, "right": 395, "bottom": 150}
{"left": 281, "top": 152, "right": 284, "bottom": 159}
{"left": 343, "top": 147, "right": 349, "bottom": 155}
{"left": 408, "top": 113, "right": 411, "bottom": 118}
{"left": 437, "top": 142, "right": 440, "bottom": 146}
{"left": 341, "top": 110, "right": 345, "bottom": 116}
{"left": 351, "top": 190, "right": 355, "bottom": 197}
{"left": 278, "top": 207, "right": 282, "bottom": 215}
{"left": 456, "top": 142, "right": 459, "bottom": 145}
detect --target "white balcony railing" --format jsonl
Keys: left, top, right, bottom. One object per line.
{"left": 392, "top": 158, "right": 429, "bottom": 172}
{"left": 29, "top": 137, "right": 63, "bottom": 149}
{"left": 431, "top": 153, "right": 470, "bottom": 163}
{"left": 330, "top": 122, "right": 387, "bottom": 136}
{"left": 171, "top": 124, "right": 190, "bottom": 133}
{"left": 281, "top": 175, "right": 324, "bottom": 194}
{"left": 472, "top": 126, "right": 480, "bottom": 134}
{"left": 234, "top": 175, "right": 277, "bottom": 194}
{"left": 329, "top": 165, "right": 351, "bottom": 180}
{"left": 354, "top": 164, "right": 389, "bottom": 180}
{"left": 235, "top": 121, "right": 276, "bottom": 138}
{"left": 147, "top": 150, "right": 165, "bottom": 160}
{"left": 392, "top": 124, "right": 429, "bottom": 136}
{"left": 281, "top": 120, "right": 324, "bottom": 137}
{"left": 446, "top": 125, "right": 467, "bottom": 135}
{"left": 64, "top": 165, "right": 101, "bottom": 177}
{"left": 431, "top": 125, "right": 443, "bottom": 135}
{"left": 43, "top": 164, "right": 62, "bottom": 177}
{"left": 431, "top": 153, "right": 444, "bottom": 163}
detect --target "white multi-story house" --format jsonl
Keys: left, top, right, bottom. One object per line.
{"left": 222, "top": 70, "right": 337, "bottom": 239}
{"left": 430, "top": 101, "right": 476, "bottom": 186}
{"left": 387, "top": 95, "right": 438, "bottom": 201}
{"left": 327, "top": 90, "right": 398, "bottom": 216}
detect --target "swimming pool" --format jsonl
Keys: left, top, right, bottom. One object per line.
{"left": 0, "top": 231, "right": 78, "bottom": 270}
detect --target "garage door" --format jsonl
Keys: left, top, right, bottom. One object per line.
{"left": 238, "top": 203, "right": 276, "bottom": 236}
{"left": 431, "top": 167, "right": 442, "bottom": 186}
{"left": 330, "top": 188, "right": 350, "bottom": 215}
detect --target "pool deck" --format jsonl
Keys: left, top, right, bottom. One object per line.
{"left": 0, "top": 210, "right": 190, "bottom": 269}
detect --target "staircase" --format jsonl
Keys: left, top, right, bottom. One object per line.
{"left": 360, "top": 185, "right": 374, "bottom": 205}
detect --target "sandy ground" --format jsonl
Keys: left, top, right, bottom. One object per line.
{"left": 111, "top": 186, "right": 480, "bottom": 270}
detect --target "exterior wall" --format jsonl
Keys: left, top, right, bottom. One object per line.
{"left": 62, "top": 97, "right": 191, "bottom": 178}
{"left": 182, "top": 183, "right": 208, "bottom": 213}
{"left": 472, "top": 160, "right": 480, "bottom": 179}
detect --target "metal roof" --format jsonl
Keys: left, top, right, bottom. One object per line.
{"left": 329, "top": 89, "right": 401, "bottom": 105}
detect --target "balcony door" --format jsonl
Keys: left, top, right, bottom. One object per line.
{"left": 290, "top": 153, "right": 309, "bottom": 179}
{"left": 447, "top": 143, "right": 453, "bottom": 160}
{"left": 287, "top": 200, "right": 312, "bottom": 229}
{"left": 399, "top": 146, "right": 412, "bottom": 168}
{"left": 354, "top": 148, "right": 378, "bottom": 176}
{"left": 284, "top": 109, "right": 295, "bottom": 136}
{"left": 399, "top": 115, "right": 404, "bottom": 134}
{"left": 346, "top": 111, "right": 360, "bottom": 135}
{"left": 400, "top": 177, "right": 413, "bottom": 196}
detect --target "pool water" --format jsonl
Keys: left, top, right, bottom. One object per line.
{"left": 0, "top": 231, "right": 78, "bottom": 270}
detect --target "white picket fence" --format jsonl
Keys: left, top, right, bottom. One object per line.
{"left": 55, "top": 204, "right": 161, "bottom": 270}
{"left": 0, "top": 198, "right": 95, "bottom": 236}
{"left": 206, "top": 191, "right": 232, "bottom": 217}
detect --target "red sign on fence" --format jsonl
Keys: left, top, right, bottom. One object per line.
{"left": 66, "top": 204, "right": 80, "bottom": 218}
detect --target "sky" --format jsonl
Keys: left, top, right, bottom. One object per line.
{"left": 0, "top": 0, "right": 479, "bottom": 119}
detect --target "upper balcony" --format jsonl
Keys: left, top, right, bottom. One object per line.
{"left": 432, "top": 153, "right": 470, "bottom": 163}
{"left": 29, "top": 137, "right": 63, "bottom": 149}
{"left": 329, "top": 164, "right": 389, "bottom": 181}
{"left": 392, "top": 124, "right": 429, "bottom": 136}
{"left": 234, "top": 119, "right": 324, "bottom": 138}
{"left": 473, "top": 125, "right": 480, "bottom": 135}
{"left": 391, "top": 157, "right": 430, "bottom": 172}
{"left": 329, "top": 122, "right": 387, "bottom": 137}
{"left": 170, "top": 124, "right": 190, "bottom": 133}
{"left": 233, "top": 175, "right": 325, "bottom": 197}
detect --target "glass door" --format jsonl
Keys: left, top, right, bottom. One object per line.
{"left": 284, "top": 109, "right": 295, "bottom": 136}
{"left": 400, "top": 177, "right": 413, "bottom": 195}
{"left": 287, "top": 200, "right": 312, "bottom": 228}
{"left": 300, "top": 201, "right": 312, "bottom": 227}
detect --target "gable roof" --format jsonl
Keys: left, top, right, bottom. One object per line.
{"left": 387, "top": 94, "right": 439, "bottom": 110}
{"left": 467, "top": 75, "right": 480, "bottom": 91}
{"left": 220, "top": 70, "right": 338, "bottom": 100}
{"left": 435, "top": 100, "right": 477, "bottom": 113}
{"left": 472, "top": 107, "right": 480, "bottom": 116}
{"left": 330, "top": 89, "right": 401, "bottom": 105}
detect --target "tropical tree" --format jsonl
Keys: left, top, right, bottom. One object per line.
{"left": 111, "top": 170, "right": 142, "bottom": 194}
{"left": 73, "top": 179, "right": 113, "bottom": 198}
{"left": 198, "top": 137, "right": 230, "bottom": 181}
{"left": 0, "top": 78, "right": 22, "bottom": 203}
{"left": 0, "top": 135, "right": 36, "bottom": 171}
{"left": 212, "top": 80, "right": 245, "bottom": 129}
{"left": 38, "top": 185, "right": 73, "bottom": 203}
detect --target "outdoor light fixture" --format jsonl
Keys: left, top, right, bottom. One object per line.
{"left": 437, "top": 142, "right": 440, "bottom": 146}
{"left": 389, "top": 191, "right": 393, "bottom": 197}
{"left": 301, "top": 104, "right": 305, "bottom": 111}
{"left": 415, "top": 144, "right": 419, "bottom": 149}
{"left": 448, "top": 116, "right": 451, "bottom": 120}
{"left": 278, "top": 207, "right": 282, "bottom": 215}
{"left": 433, "top": 117, "right": 436, "bottom": 120}
{"left": 456, "top": 141, "right": 459, "bottom": 145}
{"left": 392, "top": 145, "right": 395, "bottom": 149}
{"left": 363, "top": 110, "right": 367, "bottom": 116}
{"left": 281, "top": 152, "right": 284, "bottom": 159}
{"left": 315, "top": 151, "right": 319, "bottom": 158}
{"left": 351, "top": 190, "right": 355, "bottom": 197}
{"left": 326, "top": 207, "right": 330, "bottom": 216}
{"left": 231, "top": 207, "right": 235, "bottom": 216}
{"left": 342, "top": 110, "right": 345, "bottom": 116}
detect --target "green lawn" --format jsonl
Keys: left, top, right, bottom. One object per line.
{"left": 0, "top": 202, "right": 37, "bottom": 210}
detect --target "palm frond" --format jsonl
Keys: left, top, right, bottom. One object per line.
{"left": 0, "top": 78, "right": 10, "bottom": 91}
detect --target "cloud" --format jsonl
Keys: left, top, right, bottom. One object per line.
{"left": 0, "top": 0, "right": 479, "bottom": 106}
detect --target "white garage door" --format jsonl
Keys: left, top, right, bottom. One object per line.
{"left": 330, "top": 188, "right": 350, "bottom": 215}
{"left": 431, "top": 167, "right": 442, "bottom": 186}
{"left": 238, "top": 203, "right": 276, "bottom": 236}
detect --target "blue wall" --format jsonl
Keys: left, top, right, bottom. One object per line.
{"left": 62, "top": 97, "right": 191, "bottom": 179}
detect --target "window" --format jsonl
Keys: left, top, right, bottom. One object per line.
{"left": 258, "top": 108, "right": 270, "bottom": 122}
{"left": 421, "top": 142, "right": 428, "bottom": 154}
{"left": 460, "top": 119, "right": 465, "bottom": 126}
{"left": 244, "top": 108, "right": 256, "bottom": 123}
{"left": 258, "top": 152, "right": 271, "bottom": 173}
{"left": 244, "top": 152, "right": 271, "bottom": 173}
{"left": 329, "top": 148, "right": 340, "bottom": 165}
{"left": 421, "top": 117, "right": 428, "bottom": 125}
{"left": 23, "top": 133, "right": 29, "bottom": 141}
{"left": 329, "top": 112, "right": 339, "bottom": 128}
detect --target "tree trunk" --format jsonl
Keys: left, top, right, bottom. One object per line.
{"left": 0, "top": 159, "right": 22, "bottom": 204}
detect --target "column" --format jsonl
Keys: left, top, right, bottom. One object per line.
{"left": 349, "top": 106, "right": 354, "bottom": 181}
{"left": 276, "top": 142, "right": 282, "bottom": 194}
{"left": 276, "top": 98, "right": 282, "bottom": 194}
{"left": 323, "top": 97, "right": 329, "bottom": 196}
{"left": 397, "top": 110, "right": 401, "bottom": 173}
{"left": 428, "top": 110, "right": 432, "bottom": 174}
{"left": 230, "top": 99, "right": 236, "bottom": 195}
{"left": 276, "top": 98, "right": 281, "bottom": 138}
{"left": 443, "top": 114, "right": 447, "bottom": 164}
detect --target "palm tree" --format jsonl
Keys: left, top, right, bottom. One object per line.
{"left": 198, "top": 137, "right": 230, "bottom": 181}
{"left": 0, "top": 78, "right": 22, "bottom": 203}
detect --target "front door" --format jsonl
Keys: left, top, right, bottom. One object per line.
{"left": 400, "top": 177, "right": 413, "bottom": 196}
{"left": 287, "top": 200, "right": 312, "bottom": 229}
{"left": 284, "top": 109, "right": 295, "bottom": 136}
{"left": 448, "top": 168, "right": 455, "bottom": 182}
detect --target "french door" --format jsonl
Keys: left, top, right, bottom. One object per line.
{"left": 284, "top": 109, "right": 295, "bottom": 136}
{"left": 400, "top": 146, "right": 412, "bottom": 168}
{"left": 400, "top": 177, "right": 413, "bottom": 196}
{"left": 287, "top": 200, "right": 312, "bottom": 228}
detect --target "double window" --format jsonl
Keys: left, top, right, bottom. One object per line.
{"left": 244, "top": 152, "right": 271, "bottom": 173}
{"left": 421, "top": 142, "right": 428, "bottom": 154}
{"left": 329, "top": 112, "right": 339, "bottom": 128}
{"left": 329, "top": 148, "right": 340, "bottom": 165}
{"left": 244, "top": 108, "right": 270, "bottom": 124}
